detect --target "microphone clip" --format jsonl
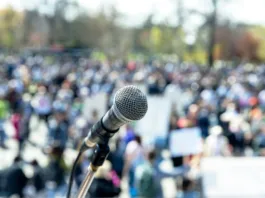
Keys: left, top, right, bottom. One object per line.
{"left": 91, "top": 143, "right": 110, "bottom": 168}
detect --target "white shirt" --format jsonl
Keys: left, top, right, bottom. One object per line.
{"left": 205, "top": 135, "right": 229, "bottom": 156}
{"left": 32, "top": 94, "right": 52, "bottom": 115}
{"left": 125, "top": 141, "right": 145, "bottom": 169}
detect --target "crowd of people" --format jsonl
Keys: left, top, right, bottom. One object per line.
{"left": 0, "top": 52, "right": 265, "bottom": 198}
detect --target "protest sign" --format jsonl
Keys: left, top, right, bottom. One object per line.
{"left": 135, "top": 96, "right": 171, "bottom": 144}
{"left": 83, "top": 92, "right": 108, "bottom": 120}
{"left": 169, "top": 127, "right": 203, "bottom": 157}
{"left": 201, "top": 157, "right": 265, "bottom": 198}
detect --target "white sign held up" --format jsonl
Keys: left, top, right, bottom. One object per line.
{"left": 135, "top": 96, "right": 171, "bottom": 144}
{"left": 169, "top": 127, "right": 203, "bottom": 157}
{"left": 83, "top": 93, "right": 107, "bottom": 120}
{"left": 201, "top": 157, "right": 265, "bottom": 198}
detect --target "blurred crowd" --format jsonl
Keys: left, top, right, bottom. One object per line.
{"left": 0, "top": 52, "right": 265, "bottom": 198}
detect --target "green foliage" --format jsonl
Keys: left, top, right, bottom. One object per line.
{"left": 135, "top": 23, "right": 187, "bottom": 58}
{"left": 0, "top": 1, "right": 264, "bottom": 64}
{"left": 127, "top": 52, "right": 149, "bottom": 62}
{"left": 90, "top": 51, "right": 107, "bottom": 61}
{"left": 150, "top": 26, "right": 162, "bottom": 52}
{"left": 250, "top": 26, "right": 265, "bottom": 61}
{"left": 183, "top": 46, "right": 207, "bottom": 65}
{"left": 0, "top": 6, "right": 23, "bottom": 48}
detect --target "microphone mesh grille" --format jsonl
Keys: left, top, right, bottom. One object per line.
{"left": 114, "top": 85, "right": 148, "bottom": 121}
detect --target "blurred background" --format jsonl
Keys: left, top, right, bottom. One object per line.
{"left": 0, "top": 0, "right": 265, "bottom": 197}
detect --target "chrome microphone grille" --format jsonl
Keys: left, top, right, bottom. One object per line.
{"left": 114, "top": 85, "right": 148, "bottom": 121}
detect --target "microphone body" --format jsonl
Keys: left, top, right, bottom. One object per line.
{"left": 83, "top": 85, "right": 148, "bottom": 148}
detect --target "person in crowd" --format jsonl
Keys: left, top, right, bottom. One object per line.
{"left": 86, "top": 109, "right": 99, "bottom": 132}
{"left": 108, "top": 137, "right": 125, "bottom": 179}
{"left": 227, "top": 117, "right": 246, "bottom": 156}
{"left": 248, "top": 103, "right": 263, "bottom": 133}
{"left": 197, "top": 106, "right": 210, "bottom": 138}
{"left": 0, "top": 169, "right": 7, "bottom": 196}
{"left": 134, "top": 149, "right": 158, "bottom": 198}
{"left": 68, "top": 96, "right": 84, "bottom": 125}
{"left": 6, "top": 81, "right": 22, "bottom": 113}
{"left": 120, "top": 125, "right": 136, "bottom": 153}
{"left": 135, "top": 149, "right": 189, "bottom": 198}
{"left": 73, "top": 150, "right": 92, "bottom": 188}
{"left": 56, "top": 81, "right": 74, "bottom": 104}
{"left": 45, "top": 145, "right": 68, "bottom": 198}
{"left": 220, "top": 102, "right": 239, "bottom": 136}
{"left": 186, "top": 104, "right": 199, "bottom": 128}
{"left": 176, "top": 177, "right": 200, "bottom": 198}
{"left": 123, "top": 135, "right": 145, "bottom": 197}
{"left": 31, "top": 85, "right": 52, "bottom": 125}
{"left": 253, "top": 124, "right": 265, "bottom": 153}
{"left": 48, "top": 101, "right": 69, "bottom": 150}
{"left": 204, "top": 126, "right": 231, "bottom": 157}
{"left": 69, "top": 115, "right": 88, "bottom": 148}
{"left": 6, "top": 60, "right": 16, "bottom": 79}
{"left": 89, "top": 160, "right": 121, "bottom": 198}
{"left": 28, "top": 160, "right": 46, "bottom": 197}
{"left": 0, "top": 90, "right": 9, "bottom": 148}
{"left": 2, "top": 53, "right": 265, "bottom": 197}
{"left": 147, "top": 72, "right": 166, "bottom": 95}
{"left": 18, "top": 94, "right": 33, "bottom": 151}
{"left": 11, "top": 109, "right": 22, "bottom": 143}
{"left": 5, "top": 156, "right": 28, "bottom": 198}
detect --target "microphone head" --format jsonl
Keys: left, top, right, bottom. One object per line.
{"left": 114, "top": 85, "right": 148, "bottom": 121}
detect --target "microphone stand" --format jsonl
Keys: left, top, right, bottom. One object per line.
{"left": 77, "top": 143, "right": 110, "bottom": 198}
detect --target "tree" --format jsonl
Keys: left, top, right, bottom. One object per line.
{"left": 150, "top": 26, "right": 162, "bottom": 53}
{"left": 208, "top": 0, "right": 218, "bottom": 67}
{"left": 23, "top": 10, "right": 50, "bottom": 47}
{"left": 214, "top": 23, "right": 235, "bottom": 61}
{"left": 250, "top": 26, "right": 265, "bottom": 61}
{"left": 0, "top": 6, "right": 23, "bottom": 48}
{"left": 187, "top": 0, "right": 220, "bottom": 66}
{"left": 235, "top": 30, "right": 259, "bottom": 62}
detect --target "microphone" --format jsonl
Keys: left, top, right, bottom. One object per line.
{"left": 83, "top": 85, "right": 148, "bottom": 148}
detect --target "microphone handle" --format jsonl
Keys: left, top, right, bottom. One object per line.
{"left": 84, "top": 117, "right": 118, "bottom": 148}
{"left": 102, "top": 107, "right": 126, "bottom": 131}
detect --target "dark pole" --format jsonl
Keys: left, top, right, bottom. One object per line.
{"left": 177, "top": 0, "right": 184, "bottom": 63}
{"left": 208, "top": 0, "right": 217, "bottom": 67}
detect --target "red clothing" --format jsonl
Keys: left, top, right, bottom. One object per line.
{"left": 110, "top": 170, "right": 121, "bottom": 187}
{"left": 11, "top": 114, "right": 21, "bottom": 140}
{"left": 127, "top": 61, "right": 136, "bottom": 71}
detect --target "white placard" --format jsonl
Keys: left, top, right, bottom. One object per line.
{"left": 201, "top": 157, "right": 265, "bottom": 198}
{"left": 169, "top": 127, "right": 203, "bottom": 157}
{"left": 134, "top": 96, "right": 171, "bottom": 144}
{"left": 83, "top": 93, "right": 107, "bottom": 120}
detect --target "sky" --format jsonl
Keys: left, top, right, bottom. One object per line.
{"left": 0, "top": 0, "right": 265, "bottom": 27}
